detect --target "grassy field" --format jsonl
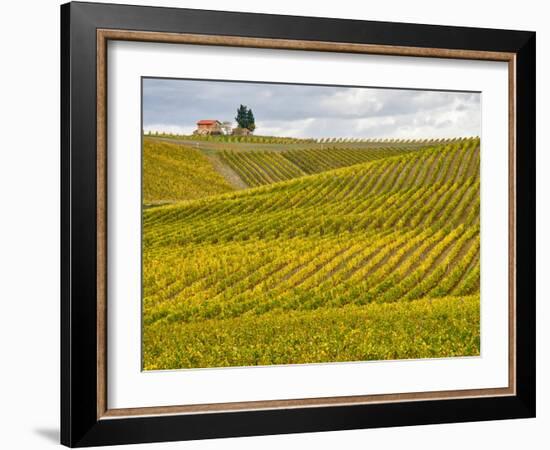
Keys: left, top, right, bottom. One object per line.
{"left": 142, "top": 136, "right": 480, "bottom": 370}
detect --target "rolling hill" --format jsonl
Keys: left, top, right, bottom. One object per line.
{"left": 218, "top": 146, "right": 418, "bottom": 187}
{"left": 143, "top": 138, "right": 234, "bottom": 204}
{"left": 144, "top": 137, "right": 425, "bottom": 195}
{"left": 142, "top": 138, "right": 480, "bottom": 369}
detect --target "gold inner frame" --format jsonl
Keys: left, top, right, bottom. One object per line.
{"left": 96, "top": 29, "right": 517, "bottom": 420}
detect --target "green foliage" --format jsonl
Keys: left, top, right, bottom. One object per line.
{"left": 235, "top": 104, "right": 255, "bottom": 131}
{"left": 142, "top": 138, "right": 481, "bottom": 369}
{"left": 235, "top": 104, "right": 248, "bottom": 129}
{"left": 143, "top": 138, "right": 234, "bottom": 203}
{"left": 246, "top": 108, "right": 256, "bottom": 132}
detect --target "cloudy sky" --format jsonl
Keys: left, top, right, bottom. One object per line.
{"left": 142, "top": 78, "right": 480, "bottom": 139}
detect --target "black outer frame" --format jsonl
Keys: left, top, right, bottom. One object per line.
{"left": 60, "top": 1, "right": 536, "bottom": 447}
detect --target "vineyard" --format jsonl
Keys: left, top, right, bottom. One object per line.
{"left": 142, "top": 137, "right": 481, "bottom": 369}
{"left": 148, "top": 134, "right": 460, "bottom": 155}
{"left": 219, "top": 147, "right": 417, "bottom": 186}
{"left": 143, "top": 138, "right": 234, "bottom": 203}
{"left": 146, "top": 132, "right": 317, "bottom": 144}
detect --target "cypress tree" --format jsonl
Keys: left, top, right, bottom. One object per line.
{"left": 235, "top": 105, "right": 249, "bottom": 129}
{"left": 246, "top": 109, "right": 256, "bottom": 132}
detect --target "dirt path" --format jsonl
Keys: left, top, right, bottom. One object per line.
{"left": 149, "top": 137, "right": 249, "bottom": 190}
{"left": 206, "top": 154, "right": 249, "bottom": 190}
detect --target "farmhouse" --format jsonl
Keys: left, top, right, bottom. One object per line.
{"left": 194, "top": 119, "right": 222, "bottom": 135}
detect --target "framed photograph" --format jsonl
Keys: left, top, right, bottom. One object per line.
{"left": 61, "top": 1, "right": 536, "bottom": 447}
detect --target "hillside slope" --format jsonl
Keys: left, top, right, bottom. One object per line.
{"left": 218, "top": 146, "right": 417, "bottom": 187}
{"left": 143, "top": 138, "right": 481, "bottom": 369}
{"left": 143, "top": 138, "right": 234, "bottom": 203}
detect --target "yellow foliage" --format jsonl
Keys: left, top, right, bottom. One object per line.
{"left": 143, "top": 138, "right": 234, "bottom": 203}
{"left": 142, "top": 138, "right": 481, "bottom": 369}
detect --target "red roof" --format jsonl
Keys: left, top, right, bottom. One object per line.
{"left": 197, "top": 119, "right": 220, "bottom": 125}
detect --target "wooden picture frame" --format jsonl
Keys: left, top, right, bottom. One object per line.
{"left": 61, "top": 1, "right": 535, "bottom": 447}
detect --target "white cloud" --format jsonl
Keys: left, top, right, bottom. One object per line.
{"left": 319, "top": 90, "right": 384, "bottom": 116}
{"left": 143, "top": 124, "right": 195, "bottom": 135}
{"left": 143, "top": 78, "right": 481, "bottom": 139}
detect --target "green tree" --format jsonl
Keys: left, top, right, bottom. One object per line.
{"left": 235, "top": 105, "right": 256, "bottom": 132}
{"left": 246, "top": 108, "right": 256, "bottom": 132}
{"left": 235, "top": 105, "right": 249, "bottom": 129}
